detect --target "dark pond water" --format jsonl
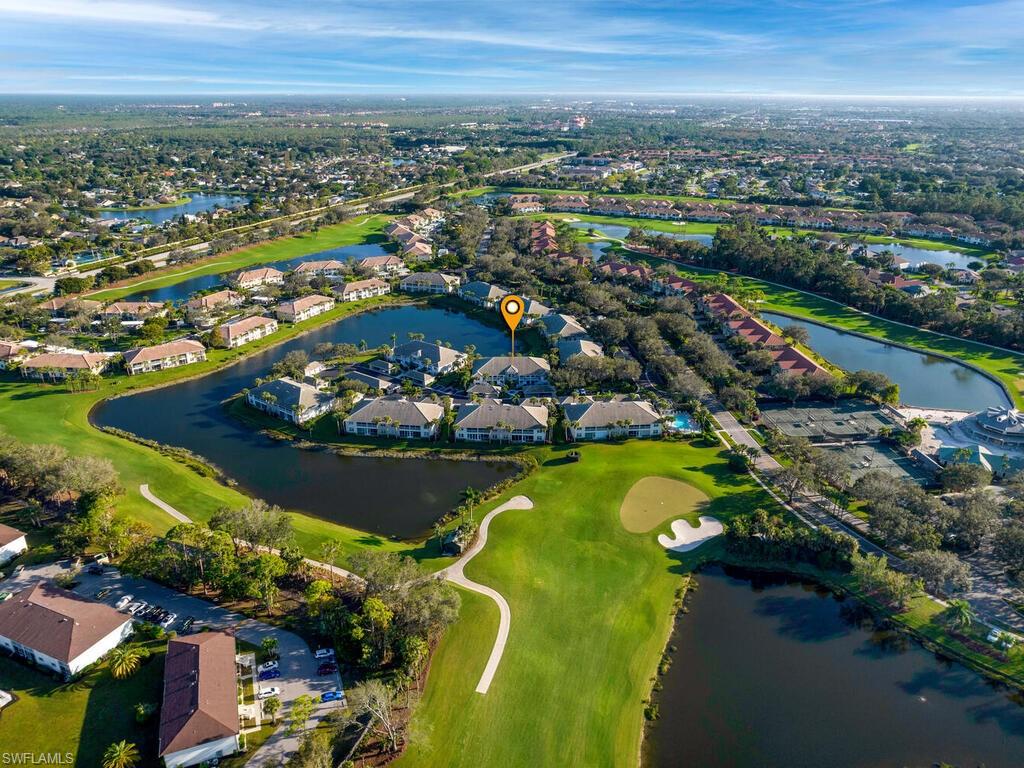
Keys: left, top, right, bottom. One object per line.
{"left": 92, "top": 306, "right": 517, "bottom": 538}
{"left": 99, "top": 193, "right": 251, "bottom": 225}
{"left": 760, "top": 311, "right": 1009, "bottom": 411}
{"left": 855, "top": 242, "right": 984, "bottom": 271}
{"left": 567, "top": 220, "right": 712, "bottom": 246}
{"left": 120, "top": 241, "right": 389, "bottom": 304}
{"left": 646, "top": 566, "right": 1024, "bottom": 768}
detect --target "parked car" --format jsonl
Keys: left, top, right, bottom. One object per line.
{"left": 87, "top": 564, "right": 105, "bottom": 575}
{"left": 257, "top": 660, "right": 279, "bottom": 674}
{"left": 95, "top": 587, "right": 112, "bottom": 599}
{"left": 257, "top": 687, "right": 281, "bottom": 700}
{"left": 160, "top": 613, "right": 177, "bottom": 629}
{"left": 128, "top": 601, "right": 148, "bottom": 615}
{"left": 317, "top": 662, "right": 338, "bottom": 676}
{"left": 115, "top": 595, "right": 133, "bottom": 610}
{"left": 180, "top": 616, "right": 195, "bottom": 633}
{"left": 321, "top": 690, "right": 344, "bottom": 703}
{"left": 313, "top": 648, "right": 335, "bottom": 660}
{"left": 258, "top": 669, "right": 281, "bottom": 682}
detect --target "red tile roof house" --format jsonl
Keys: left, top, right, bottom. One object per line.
{"left": 725, "top": 317, "right": 787, "bottom": 349}
{"left": 699, "top": 293, "right": 749, "bottom": 321}
{"left": 359, "top": 254, "right": 409, "bottom": 276}
{"left": 769, "top": 346, "right": 827, "bottom": 376}
{"left": 184, "top": 289, "right": 244, "bottom": 314}
{"left": 274, "top": 294, "right": 335, "bottom": 323}
{"left": 0, "top": 582, "right": 133, "bottom": 679}
{"left": 0, "top": 522, "right": 27, "bottom": 565}
{"left": 403, "top": 241, "right": 434, "bottom": 261}
{"left": 215, "top": 315, "right": 278, "bottom": 348}
{"left": 158, "top": 632, "right": 241, "bottom": 768}
{"left": 0, "top": 341, "right": 28, "bottom": 369}
{"left": 233, "top": 267, "right": 284, "bottom": 289}
{"left": 335, "top": 278, "right": 391, "bottom": 303}
{"left": 20, "top": 351, "right": 111, "bottom": 380}
{"left": 292, "top": 259, "right": 347, "bottom": 279}
{"left": 100, "top": 301, "right": 167, "bottom": 320}
{"left": 123, "top": 339, "right": 207, "bottom": 375}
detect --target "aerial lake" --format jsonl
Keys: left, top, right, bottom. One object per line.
{"left": 99, "top": 193, "right": 251, "bottom": 225}
{"left": 92, "top": 305, "right": 517, "bottom": 538}
{"left": 760, "top": 310, "right": 1009, "bottom": 410}
{"left": 646, "top": 566, "right": 1024, "bottom": 768}
{"left": 856, "top": 242, "right": 984, "bottom": 271}
{"left": 120, "top": 241, "right": 389, "bottom": 304}
{"left": 568, "top": 220, "right": 713, "bottom": 246}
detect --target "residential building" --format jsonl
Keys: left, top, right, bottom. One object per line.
{"left": 563, "top": 400, "right": 664, "bottom": 441}
{"left": 123, "top": 339, "right": 207, "bottom": 375}
{"left": 216, "top": 315, "right": 278, "bottom": 348}
{"left": 454, "top": 400, "right": 549, "bottom": 443}
{"left": 343, "top": 397, "right": 444, "bottom": 439}
{"left": 403, "top": 241, "right": 433, "bottom": 261}
{"left": 473, "top": 356, "right": 550, "bottom": 389}
{"left": 184, "top": 289, "right": 243, "bottom": 314}
{"left": 21, "top": 352, "right": 110, "bottom": 379}
{"left": 557, "top": 338, "right": 604, "bottom": 360}
{"left": 0, "top": 341, "right": 27, "bottom": 368}
{"left": 0, "top": 582, "right": 133, "bottom": 679}
{"left": 459, "top": 280, "right": 507, "bottom": 309}
{"left": 341, "top": 370, "right": 398, "bottom": 394}
{"left": 38, "top": 297, "right": 102, "bottom": 317}
{"left": 390, "top": 340, "right": 466, "bottom": 375}
{"left": 521, "top": 298, "right": 552, "bottom": 324}
{"left": 274, "top": 294, "right": 335, "bottom": 323}
{"left": 724, "top": 317, "right": 787, "bottom": 349}
{"left": 336, "top": 278, "right": 391, "bottom": 302}
{"left": 234, "top": 267, "right": 284, "bottom": 289}
{"left": 246, "top": 377, "right": 336, "bottom": 424}
{"left": 400, "top": 272, "right": 460, "bottom": 294}
{"left": 543, "top": 314, "right": 588, "bottom": 340}
{"left": 769, "top": 347, "right": 828, "bottom": 376}
{"left": 292, "top": 259, "right": 347, "bottom": 279}
{"left": 158, "top": 632, "right": 240, "bottom": 768}
{"left": 100, "top": 301, "right": 167, "bottom": 320}
{"left": 0, "top": 523, "right": 27, "bottom": 565}
{"left": 360, "top": 254, "right": 408, "bottom": 276}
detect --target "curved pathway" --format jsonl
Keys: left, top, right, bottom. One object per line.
{"left": 440, "top": 495, "right": 534, "bottom": 694}
{"left": 139, "top": 483, "right": 362, "bottom": 584}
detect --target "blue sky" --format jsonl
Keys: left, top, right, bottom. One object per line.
{"left": 1, "top": 0, "right": 1023, "bottom": 97}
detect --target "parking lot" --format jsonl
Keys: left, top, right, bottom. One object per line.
{"left": 3, "top": 560, "right": 346, "bottom": 765}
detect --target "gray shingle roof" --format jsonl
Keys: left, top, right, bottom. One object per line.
{"left": 454, "top": 400, "right": 548, "bottom": 430}
{"left": 346, "top": 397, "right": 444, "bottom": 426}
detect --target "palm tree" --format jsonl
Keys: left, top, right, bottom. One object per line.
{"left": 109, "top": 645, "right": 143, "bottom": 679}
{"left": 102, "top": 741, "right": 139, "bottom": 768}
{"left": 943, "top": 599, "right": 974, "bottom": 631}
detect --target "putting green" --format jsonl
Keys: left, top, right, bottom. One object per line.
{"left": 619, "top": 475, "right": 709, "bottom": 533}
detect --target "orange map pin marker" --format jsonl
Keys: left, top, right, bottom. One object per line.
{"left": 499, "top": 294, "right": 525, "bottom": 356}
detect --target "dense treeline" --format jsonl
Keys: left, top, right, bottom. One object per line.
{"left": 711, "top": 219, "right": 1024, "bottom": 350}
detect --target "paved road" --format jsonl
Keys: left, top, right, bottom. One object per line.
{"left": 439, "top": 495, "right": 533, "bottom": 695}
{"left": 1, "top": 561, "right": 345, "bottom": 766}
{"left": 705, "top": 395, "right": 1024, "bottom": 633}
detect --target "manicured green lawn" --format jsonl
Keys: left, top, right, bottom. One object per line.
{"left": 397, "top": 440, "right": 773, "bottom": 768}
{"left": 0, "top": 279, "right": 25, "bottom": 291}
{"left": 0, "top": 295, "right": 442, "bottom": 565}
{"left": 87, "top": 215, "right": 390, "bottom": 302}
{"left": 0, "top": 641, "right": 165, "bottom": 767}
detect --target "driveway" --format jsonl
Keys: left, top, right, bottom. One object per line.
{"left": 2, "top": 561, "right": 344, "bottom": 766}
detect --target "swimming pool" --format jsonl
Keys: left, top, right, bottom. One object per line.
{"left": 672, "top": 413, "right": 698, "bottom": 433}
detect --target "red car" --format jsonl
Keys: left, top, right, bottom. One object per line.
{"left": 317, "top": 662, "right": 338, "bottom": 675}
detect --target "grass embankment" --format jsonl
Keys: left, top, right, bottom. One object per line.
{"left": 397, "top": 440, "right": 773, "bottom": 768}
{"left": 628, "top": 253, "right": 1024, "bottom": 408}
{"left": 0, "top": 279, "right": 26, "bottom": 291}
{"left": 0, "top": 640, "right": 166, "bottom": 766}
{"left": 0, "top": 294, "right": 438, "bottom": 564}
{"left": 87, "top": 215, "right": 389, "bottom": 302}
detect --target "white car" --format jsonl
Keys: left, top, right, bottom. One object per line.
{"left": 115, "top": 595, "right": 133, "bottom": 610}
{"left": 128, "top": 601, "right": 148, "bottom": 615}
{"left": 313, "top": 648, "right": 335, "bottom": 660}
{"left": 160, "top": 613, "right": 177, "bottom": 629}
{"left": 257, "top": 660, "right": 279, "bottom": 674}
{"left": 257, "top": 687, "right": 281, "bottom": 700}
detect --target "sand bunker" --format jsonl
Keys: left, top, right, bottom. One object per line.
{"left": 619, "top": 476, "right": 709, "bottom": 533}
{"left": 658, "top": 516, "right": 724, "bottom": 553}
